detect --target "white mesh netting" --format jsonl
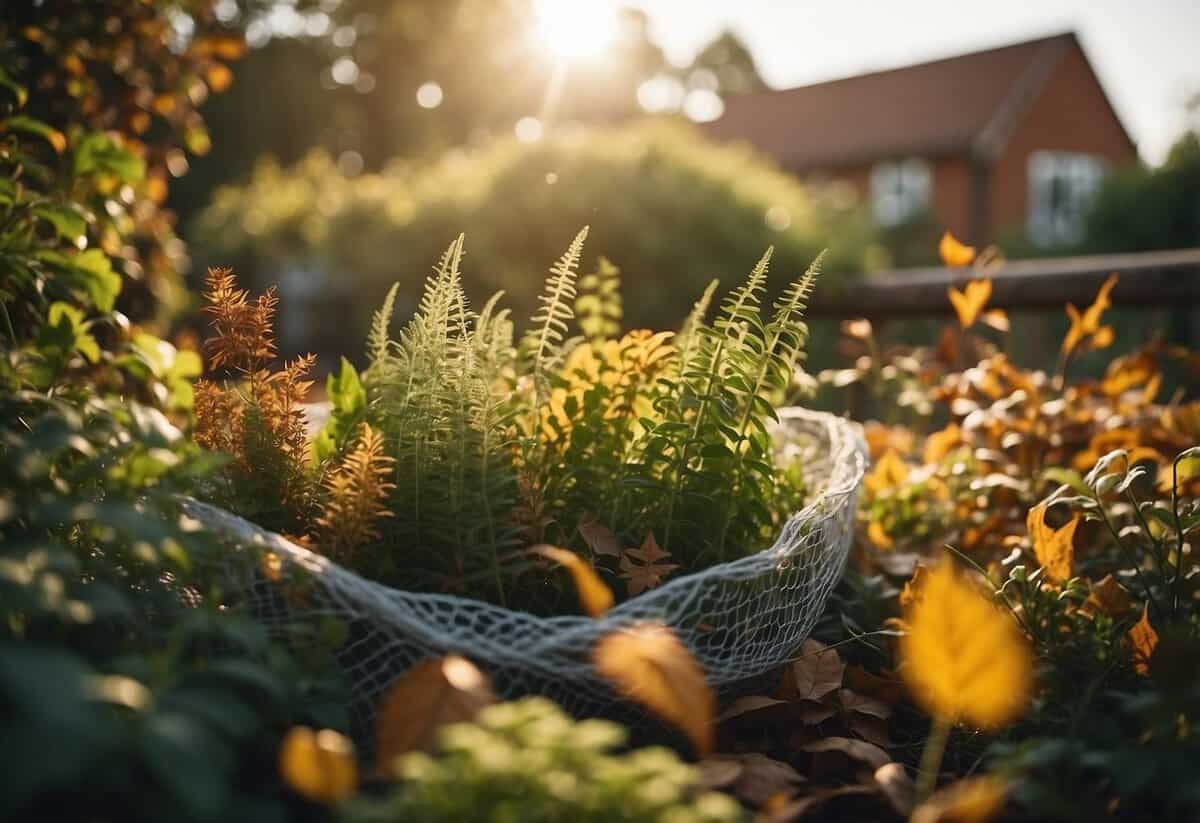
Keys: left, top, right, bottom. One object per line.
{"left": 183, "top": 407, "right": 865, "bottom": 741}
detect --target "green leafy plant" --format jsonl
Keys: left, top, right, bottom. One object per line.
{"left": 307, "top": 230, "right": 822, "bottom": 610}
{"left": 344, "top": 697, "right": 745, "bottom": 823}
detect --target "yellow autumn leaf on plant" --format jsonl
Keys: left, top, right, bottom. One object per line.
{"left": 533, "top": 545, "right": 614, "bottom": 617}
{"left": 1061, "top": 274, "right": 1118, "bottom": 354}
{"left": 923, "top": 423, "right": 962, "bottom": 465}
{"left": 867, "top": 519, "right": 895, "bottom": 549}
{"left": 279, "top": 726, "right": 358, "bottom": 805}
{"left": 1025, "top": 504, "right": 1079, "bottom": 584}
{"left": 865, "top": 449, "right": 910, "bottom": 496}
{"left": 900, "top": 563, "right": 1032, "bottom": 729}
{"left": 594, "top": 624, "right": 714, "bottom": 755}
{"left": 939, "top": 231, "right": 977, "bottom": 268}
{"left": 947, "top": 279, "right": 992, "bottom": 328}
{"left": 1128, "top": 603, "right": 1158, "bottom": 676}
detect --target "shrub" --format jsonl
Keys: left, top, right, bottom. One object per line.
{"left": 345, "top": 697, "right": 746, "bottom": 823}
{"left": 189, "top": 120, "right": 878, "bottom": 351}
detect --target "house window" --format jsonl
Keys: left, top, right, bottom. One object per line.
{"left": 1027, "top": 151, "right": 1106, "bottom": 247}
{"left": 870, "top": 158, "right": 932, "bottom": 226}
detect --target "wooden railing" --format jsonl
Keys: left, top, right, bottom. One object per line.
{"left": 809, "top": 247, "right": 1200, "bottom": 317}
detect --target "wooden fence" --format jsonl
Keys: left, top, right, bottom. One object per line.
{"left": 808, "top": 247, "right": 1200, "bottom": 318}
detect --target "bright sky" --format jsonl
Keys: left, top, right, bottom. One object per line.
{"left": 627, "top": 0, "right": 1200, "bottom": 164}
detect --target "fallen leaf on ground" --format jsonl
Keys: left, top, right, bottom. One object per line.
{"left": 594, "top": 623, "right": 714, "bottom": 755}
{"left": 619, "top": 531, "right": 680, "bottom": 595}
{"left": 873, "top": 762, "right": 915, "bottom": 817}
{"left": 577, "top": 513, "right": 622, "bottom": 557}
{"left": 801, "top": 736, "right": 891, "bottom": 770}
{"left": 1085, "top": 573, "right": 1133, "bottom": 616}
{"left": 1026, "top": 504, "right": 1079, "bottom": 584}
{"left": 374, "top": 655, "right": 495, "bottom": 773}
{"left": 780, "top": 638, "right": 845, "bottom": 701}
{"left": 702, "top": 753, "right": 806, "bottom": 808}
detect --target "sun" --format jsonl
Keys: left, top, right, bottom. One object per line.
{"left": 533, "top": 0, "right": 619, "bottom": 60}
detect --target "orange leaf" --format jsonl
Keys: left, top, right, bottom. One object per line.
{"left": 1128, "top": 604, "right": 1158, "bottom": 676}
{"left": 1025, "top": 504, "right": 1078, "bottom": 584}
{"left": 594, "top": 624, "right": 714, "bottom": 755}
{"left": 374, "top": 655, "right": 495, "bottom": 773}
{"left": 1084, "top": 574, "right": 1132, "bottom": 617}
{"left": 865, "top": 449, "right": 910, "bottom": 496}
{"left": 939, "top": 231, "right": 977, "bottom": 268}
{"left": 279, "top": 727, "right": 358, "bottom": 805}
{"left": 923, "top": 423, "right": 962, "bottom": 465}
{"left": 947, "top": 279, "right": 992, "bottom": 328}
{"left": 900, "top": 563, "right": 1032, "bottom": 728}
{"left": 533, "top": 545, "right": 614, "bottom": 616}
{"left": 1062, "top": 274, "right": 1118, "bottom": 354}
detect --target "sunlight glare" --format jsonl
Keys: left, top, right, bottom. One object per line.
{"left": 534, "top": 0, "right": 619, "bottom": 60}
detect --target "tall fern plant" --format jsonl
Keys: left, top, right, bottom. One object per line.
{"left": 327, "top": 230, "right": 821, "bottom": 608}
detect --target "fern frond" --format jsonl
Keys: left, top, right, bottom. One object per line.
{"left": 314, "top": 422, "right": 396, "bottom": 561}
{"left": 367, "top": 282, "right": 400, "bottom": 366}
{"left": 522, "top": 226, "right": 588, "bottom": 400}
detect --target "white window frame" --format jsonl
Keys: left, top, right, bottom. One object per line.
{"left": 1027, "top": 151, "right": 1107, "bottom": 247}
{"left": 870, "top": 158, "right": 932, "bottom": 226}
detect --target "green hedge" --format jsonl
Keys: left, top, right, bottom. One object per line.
{"left": 191, "top": 120, "right": 880, "bottom": 351}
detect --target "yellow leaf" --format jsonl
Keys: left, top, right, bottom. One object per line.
{"left": 279, "top": 726, "right": 358, "bottom": 805}
{"left": 912, "top": 776, "right": 1008, "bottom": 823}
{"left": 865, "top": 449, "right": 910, "bottom": 496}
{"left": 594, "top": 624, "right": 714, "bottom": 755}
{"left": 1061, "top": 274, "right": 1118, "bottom": 354}
{"left": 939, "top": 231, "right": 977, "bottom": 268}
{"left": 867, "top": 519, "right": 895, "bottom": 549}
{"left": 981, "top": 308, "right": 1010, "bottom": 332}
{"left": 923, "top": 423, "right": 962, "bottom": 465}
{"left": 899, "top": 563, "right": 1032, "bottom": 728}
{"left": 947, "top": 279, "right": 992, "bottom": 328}
{"left": 1025, "top": 504, "right": 1078, "bottom": 584}
{"left": 533, "top": 545, "right": 614, "bottom": 617}
{"left": 374, "top": 655, "right": 495, "bottom": 773}
{"left": 1128, "top": 603, "right": 1158, "bottom": 676}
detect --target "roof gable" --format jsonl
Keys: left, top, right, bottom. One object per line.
{"left": 705, "top": 32, "right": 1093, "bottom": 170}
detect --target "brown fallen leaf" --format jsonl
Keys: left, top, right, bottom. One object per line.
{"left": 577, "top": 513, "right": 622, "bottom": 558}
{"left": 798, "top": 701, "right": 837, "bottom": 725}
{"left": 848, "top": 714, "right": 893, "bottom": 749}
{"left": 839, "top": 688, "right": 891, "bottom": 720}
{"left": 780, "top": 638, "right": 845, "bottom": 701}
{"left": 703, "top": 753, "right": 805, "bottom": 809}
{"left": 531, "top": 545, "right": 613, "bottom": 617}
{"left": 374, "top": 655, "right": 495, "bottom": 774}
{"left": 801, "top": 736, "right": 891, "bottom": 770}
{"left": 762, "top": 785, "right": 881, "bottom": 822}
{"left": 845, "top": 665, "right": 906, "bottom": 707}
{"left": 593, "top": 623, "right": 714, "bottom": 755}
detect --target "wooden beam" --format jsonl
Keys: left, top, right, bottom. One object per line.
{"left": 810, "top": 248, "right": 1200, "bottom": 317}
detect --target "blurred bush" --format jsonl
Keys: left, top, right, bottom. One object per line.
{"left": 1084, "top": 130, "right": 1200, "bottom": 253}
{"left": 190, "top": 120, "right": 879, "bottom": 355}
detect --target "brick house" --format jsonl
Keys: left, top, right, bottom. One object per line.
{"left": 705, "top": 32, "right": 1137, "bottom": 248}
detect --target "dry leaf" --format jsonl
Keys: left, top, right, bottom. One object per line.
{"left": 865, "top": 449, "right": 910, "bottom": 496}
{"left": 593, "top": 624, "right": 715, "bottom": 755}
{"left": 912, "top": 775, "right": 1008, "bottom": 823}
{"left": 717, "top": 695, "right": 793, "bottom": 725}
{"left": 948, "top": 279, "right": 991, "bottom": 328}
{"left": 279, "top": 726, "right": 357, "bottom": 805}
{"left": 845, "top": 665, "right": 906, "bottom": 706}
{"left": 1062, "top": 274, "right": 1118, "bottom": 354}
{"left": 619, "top": 532, "right": 680, "bottom": 595}
{"left": 1128, "top": 603, "right": 1158, "bottom": 675}
{"left": 801, "top": 736, "right": 891, "bottom": 769}
{"left": 900, "top": 563, "right": 1032, "bottom": 728}
{"left": 532, "top": 545, "right": 613, "bottom": 617}
{"left": 939, "top": 231, "right": 977, "bottom": 268}
{"left": 980, "top": 308, "right": 1010, "bottom": 333}
{"left": 577, "top": 513, "right": 622, "bottom": 557}
{"left": 781, "top": 638, "right": 845, "bottom": 701}
{"left": 704, "top": 753, "right": 805, "bottom": 808}
{"left": 839, "top": 688, "right": 891, "bottom": 720}
{"left": 1026, "top": 504, "right": 1079, "bottom": 584}
{"left": 874, "top": 762, "right": 915, "bottom": 817}
{"left": 1085, "top": 573, "right": 1133, "bottom": 617}
{"left": 374, "top": 655, "right": 495, "bottom": 773}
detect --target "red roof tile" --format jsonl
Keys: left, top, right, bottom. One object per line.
{"left": 705, "top": 32, "right": 1077, "bottom": 170}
